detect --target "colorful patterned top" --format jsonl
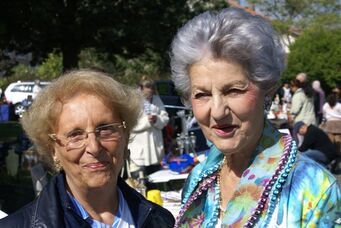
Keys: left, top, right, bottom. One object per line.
{"left": 175, "top": 120, "right": 340, "bottom": 227}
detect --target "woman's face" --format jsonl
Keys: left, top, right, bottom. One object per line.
{"left": 290, "top": 83, "right": 298, "bottom": 93}
{"left": 189, "top": 58, "right": 265, "bottom": 156}
{"left": 53, "top": 94, "right": 126, "bottom": 191}
{"left": 141, "top": 85, "right": 155, "bottom": 100}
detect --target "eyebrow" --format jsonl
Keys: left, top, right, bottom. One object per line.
{"left": 191, "top": 80, "right": 249, "bottom": 91}
{"left": 227, "top": 80, "right": 250, "bottom": 88}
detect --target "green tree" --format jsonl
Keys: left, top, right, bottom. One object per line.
{"left": 37, "top": 52, "right": 63, "bottom": 81}
{"left": 0, "top": 0, "right": 228, "bottom": 72}
{"left": 248, "top": 0, "right": 340, "bottom": 39}
{"left": 0, "top": 51, "right": 63, "bottom": 90}
{"left": 283, "top": 26, "right": 341, "bottom": 91}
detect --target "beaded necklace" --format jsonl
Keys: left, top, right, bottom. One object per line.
{"left": 218, "top": 134, "right": 296, "bottom": 227}
{"left": 175, "top": 134, "right": 297, "bottom": 228}
{"left": 216, "top": 156, "right": 227, "bottom": 213}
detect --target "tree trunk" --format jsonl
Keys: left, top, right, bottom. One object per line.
{"left": 61, "top": 44, "right": 80, "bottom": 72}
{"left": 60, "top": 0, "right": 80, "bottom": 72}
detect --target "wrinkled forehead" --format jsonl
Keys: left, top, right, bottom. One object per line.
{"left": 49, "top": 93, "right": 114, "bottom": 129}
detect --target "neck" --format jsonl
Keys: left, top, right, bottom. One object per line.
{"left": 67, "top": 180, "right": 118, "bottom": 224}
{"left": 225, "top": 152, "right": 252, "bottom": 177}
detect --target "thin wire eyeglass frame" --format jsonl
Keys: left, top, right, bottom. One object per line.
{"left": 48, "top": 121, "right": 126, "bottom": 150}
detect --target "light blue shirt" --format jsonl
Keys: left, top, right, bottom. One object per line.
{"left": 68, "top": 188, "right": 135, "bottom": 228}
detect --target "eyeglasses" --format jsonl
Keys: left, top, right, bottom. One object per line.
{"left": 48, "top": 122, "right": 126, "bottom": 150}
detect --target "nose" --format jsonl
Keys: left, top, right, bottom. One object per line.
{"left": 85, "top": 133, "right": 101, "bottom": 157}
{"left": 210, "top": 95, "right": 230, "bottom": 121}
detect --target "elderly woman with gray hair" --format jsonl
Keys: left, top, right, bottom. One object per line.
{"left": 0, "top": 70, "right": 175, "bottom": 227}
{"left": 170, "top": 8, "right": 340, "bottom": 227}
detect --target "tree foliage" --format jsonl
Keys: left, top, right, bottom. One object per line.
{"left": 0, "top": 52, "right": 62, "bottom": 89}
{"left": 36, "top": 52, "right": 63, "bottom": 81}
{"left": 282, "top": 26, "right": 341, "bottom": 91}
{"left": 249, "top": 0, "right": 340, "bottom": 32}
{"left": 78, "top": 48, "right": 163, "bottom": 86}
{"left": 0, "top": 0, "right": 228, "bottom": 73}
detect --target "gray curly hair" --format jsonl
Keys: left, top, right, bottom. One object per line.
{"left": 170, "top": 7, "right": 285, "bottom": 105}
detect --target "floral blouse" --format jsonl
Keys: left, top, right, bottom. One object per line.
{"left": 175, "top": 120, "right": 340, "bottom": 227}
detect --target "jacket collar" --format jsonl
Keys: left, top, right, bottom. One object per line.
{"left": 117, "top": 177, "right": 153, "bottom": 227}
{"left": 35, "top": 172, "right": 166, "bottom": 227}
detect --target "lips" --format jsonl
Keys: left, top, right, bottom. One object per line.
{"left": 212, "top": 124, "right": 238, "bottom": 137}
{"left": 83, "top": 161, "right": 109, "bottom": 169}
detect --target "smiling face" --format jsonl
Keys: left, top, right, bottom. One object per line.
{"left": 189, "top": 58, "right": 266, "bottom": 157}
{"left": 53, "top": 94, "right": 126, "bottom": 191}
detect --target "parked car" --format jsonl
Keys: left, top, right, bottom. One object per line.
{"left": 4, "top": 81, "right": 50, "bottom": 115}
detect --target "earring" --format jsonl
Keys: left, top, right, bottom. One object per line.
{"left": 53, "top": 158, "right": 63, "bottom": 172}
{"left": 264, "top": 96, "right": 272, "bottom": 112}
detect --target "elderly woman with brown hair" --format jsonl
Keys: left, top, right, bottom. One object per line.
{"left": 0, "top": 70, "right": 175, "bottom": 227}
{"left": 170, "top": 8, "right": 340, "bottom": 227}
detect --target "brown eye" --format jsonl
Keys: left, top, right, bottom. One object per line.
{"left": 193, "top": 92, "right": 210, "bottom": 99}
{"left": 96, "top": 124, "right": 122, "bottom": 139}
{"left": 66, "top": 130, "right": 84, "bottom": 140}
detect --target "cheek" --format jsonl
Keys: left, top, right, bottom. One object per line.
{"left": 192, "top": 100, "right": 210, "bottom": 125}
{"left": 54, "top": 146, "right": 82, "bottom": 169}
{"left": 107, "top": 141, "right": 126, "bottom": 164}
{"left": 234, "top": 90, "right": 264, "bottom": 119}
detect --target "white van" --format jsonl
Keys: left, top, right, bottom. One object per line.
{"left": 4, "top": 81, "right": 50, "bottom": 115}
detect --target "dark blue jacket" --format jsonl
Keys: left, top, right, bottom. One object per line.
{"left": 0, "top": 173, "right": 175, "bottom": 227}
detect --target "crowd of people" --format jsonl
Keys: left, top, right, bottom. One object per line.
{"left": 0, "top": 6, "right": 340, "bottom": 228}
{"left": 270, "top": 72, "right": 341, "bottom": 168}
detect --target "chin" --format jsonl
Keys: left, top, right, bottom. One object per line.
{"left": 85, "top": 171, "right": 115, "bottom": 188}
{"left": 209, "top": 135, "right": 240, "bottom": 153}
{"left": 216, "top": 144, "right": 240, "bottom": 156}
{"left": 87, "top": 177, "right": 114, "bottom": 189}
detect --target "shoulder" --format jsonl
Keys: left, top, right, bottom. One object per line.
{"left": 1, "top": 174, "right": 67, "bottom": 227}
{"left": 152, "top": 95, "right": 165, "bottom": 105}
{"left": 147, "top": 204, "right": 175, "bottom": 228}
{"left": 292, "top": 154, "right": 337, "bottom": 183}
{"left": 281, "top": 154, "right": 340, "bottom": 226}
{"left": 288, "top": 154, "right": 339, "bottom": 197}
{"left": 0, "top": 199, "right": 37, "bottom": 227}
{"left": 295, "top": 89, "right": 305, "bottom": 97}
{"left": 117, "top": 178, "right": 175, "bottom": 227}
{"left": 182, "top": 161, "right": 205, "bottom": 197}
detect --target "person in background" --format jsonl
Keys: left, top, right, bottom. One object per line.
{"left": 0, "top": 70, "right": 175, "bottom": 227}
{"left": 321, "top": 93, "right": 341, "bottom": 153}
{"left": 281, "top": 81, "right": 292, "bottom": 104}
{"left": 288, "top": 78, "right": 317, "bottom": 126}
{"left": 32, "top": 79, "right": 42, "bottom": 99}
{"left": 296, "top": 73, "right": 320, "bottom": 123}
{"left": 333, "top": 84, "right": 341, "bottom": 102}
{"left": 0, "top": 96, "right": 16, "bottom": 121}
{"left": 128, "top": 76, "right": 169, "bottom": 178}
{"left": 170, "top": 7, "right": 340, "bottom": 227}
{"left": 280, "top": 81, "right": 292, "bottom": 114}
{"left": 312, "top": 80, "right": 326, "bottom": 124}
{"left": 293, "top": 121, "right": 337, "bottom": 166}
